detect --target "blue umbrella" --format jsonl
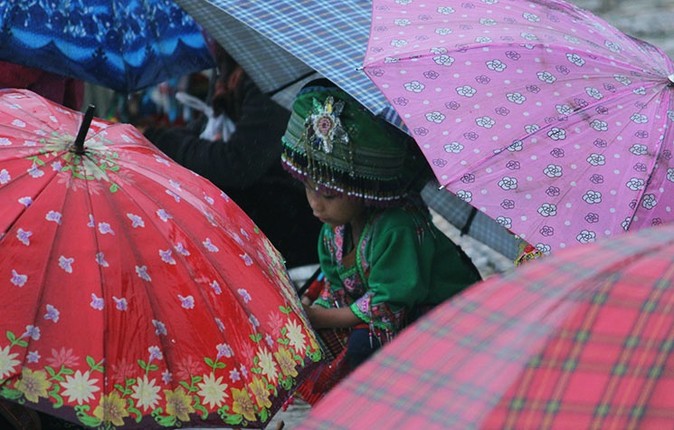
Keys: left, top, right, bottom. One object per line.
{"left": 0, "top": 0, "right": 215, "bottom": 93}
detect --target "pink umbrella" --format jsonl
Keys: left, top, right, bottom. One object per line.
{"left": 363, "top": 0, "right": 674, "bottom": 255}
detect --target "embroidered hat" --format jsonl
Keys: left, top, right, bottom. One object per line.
{"left": 281, "top": 79, "right": 427, "bottom": 205}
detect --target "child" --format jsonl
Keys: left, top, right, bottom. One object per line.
{"left": 281, "top": 79, "right": 482, "bottom": 382}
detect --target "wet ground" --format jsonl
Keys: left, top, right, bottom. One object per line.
{"left": 576, "top": 0, "right": 674, "bottom": 58}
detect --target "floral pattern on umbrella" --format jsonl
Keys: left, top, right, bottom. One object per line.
{"left": 363, "top": 0, "right": 674, "bottom": 255}
{"left": 0, "top": 89, "right": 321, "bottom": 429}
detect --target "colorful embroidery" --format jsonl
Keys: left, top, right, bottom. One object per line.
{"left": 321, "top": 213, "right": 407, "bottom": 338}
{"left": 306, "top": 96, "right": 349, "bottom": 154}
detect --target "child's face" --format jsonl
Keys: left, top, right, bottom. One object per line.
{"left": 304, "top": 182, "right": 364, "bottom": 227}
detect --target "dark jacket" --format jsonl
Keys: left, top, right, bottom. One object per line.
{"left": 144, "top": 76, "right": 321, "bottom": 268}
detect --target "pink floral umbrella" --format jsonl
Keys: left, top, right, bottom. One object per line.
{"left": 364, "top": 0, "right": 674, "bottom": 255}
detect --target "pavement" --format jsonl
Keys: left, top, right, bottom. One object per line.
{"left": 575, "top": 0, "right": 674, "bottom": 58}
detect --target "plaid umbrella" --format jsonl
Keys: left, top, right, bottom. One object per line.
{"left": 300, "top": 222, "right": 674, "bottom": 429}
{"left": 174, "top": 0, "right": 314, "bottom": 95}
{"left": 173, "top": 0, "right": 403, "bottom": 124}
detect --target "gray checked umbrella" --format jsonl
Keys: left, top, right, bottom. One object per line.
{"left": 173, "top": 0, "right": 403, "bottom": 124}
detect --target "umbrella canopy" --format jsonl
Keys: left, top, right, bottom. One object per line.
{"left": 172, "top": 0, "right": 403, "bottom": 125}
{"left": 363, "top": 0, "right": 674, "bottom": 255}
{"left": 174, "top": 0, "right": 314, "bottom": 96}
{"left": 301, "top": 221, "right": 674, "bottom": 429}
{"left": 0, "top": 89, "right": 321, "bottom": 429}
{"left": 0, "top": 1, "right": 215, "bottom": 93}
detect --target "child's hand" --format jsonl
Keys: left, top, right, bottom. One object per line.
{"left": 301, "top": 304, "right": 361, "bottom": 329}
{"left": 302, "top": 303, "right": 318, "bottom": 325}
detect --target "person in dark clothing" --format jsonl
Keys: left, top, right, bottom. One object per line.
{"left": 142, "top": 46, "right": 321, "bottom": 269}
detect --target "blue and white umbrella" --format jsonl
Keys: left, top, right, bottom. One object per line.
{"left": 0, "top": 0, "right": 215, "bottom": 93}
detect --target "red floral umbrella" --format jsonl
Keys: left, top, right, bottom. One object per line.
{"left": 0, "top": 89, "right": 321, "bottom": 429}
{"left": 301, "top": 222, "right": 674, "bottom": 429}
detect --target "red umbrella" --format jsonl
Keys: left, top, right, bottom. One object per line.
{"left": 300, "top": 222, "right": 674, "bottom": 429}
{"left": 0, "top": 89, "right": 321, "bottom": 429}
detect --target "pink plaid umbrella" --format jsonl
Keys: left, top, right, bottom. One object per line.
{"left": 363, "top": 0, "right": 674, "bottom": 255}
{"left": 300, "top": 222, "right": 674, "bottom": 429}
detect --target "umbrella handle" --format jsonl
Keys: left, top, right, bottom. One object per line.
{"left": 74, "top": 105, "right": 96, "bottom": 155}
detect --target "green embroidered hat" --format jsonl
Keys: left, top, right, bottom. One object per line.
{"left": 281, "top": 79, "right": 427, "bottom": 205}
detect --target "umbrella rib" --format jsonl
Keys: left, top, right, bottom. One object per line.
{"left": 110, "top": 156, "right": 245, "bottom": 304}
{"left": 444, "top": 238, "right": 666, "bottom": 425}
{"left": 74, "top": 172, "right": 114, "bottom": 404}
{"left": 383, "top": 268, "right": 573, "bottom": 421}
{"left": 48, "top": 124, "right": 210, "bottom": 395}
{"left": 623, "top": 287, "right": 674, "bottom": 428}
{"left": 112, "top": 168, "right": 298, "bottom": 409}
{"left": 86, "top": 171, "right": 186, "bottom": 397}
{"left": 453, "top": 231, "right": 663, "bottom": 416}
{"left": 0, "top": 165, "right": 58, "bottom": 235}
{"left": 0, "top": 90, "right": 317, "bottom": 427}
{"left": 266, "top": 70, "right": 318, "bottom": 97}
{"left": 108, "top": 155, "right": 312, "bottom": 404}
{"left": 624, "top": 81, "right": 674, "bottom": 225}
{"left": 594, "top": 267, "right": 674, "bottom": 429}
{"left": 77, "top": 159, "right": 224, "bottom": 399}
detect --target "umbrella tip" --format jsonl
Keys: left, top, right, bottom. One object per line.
{"left": 669, "top": 74, "right": 674, "bottom": 85}
{"left": 73, "top": 105, "right": 96, "bottom": 155}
